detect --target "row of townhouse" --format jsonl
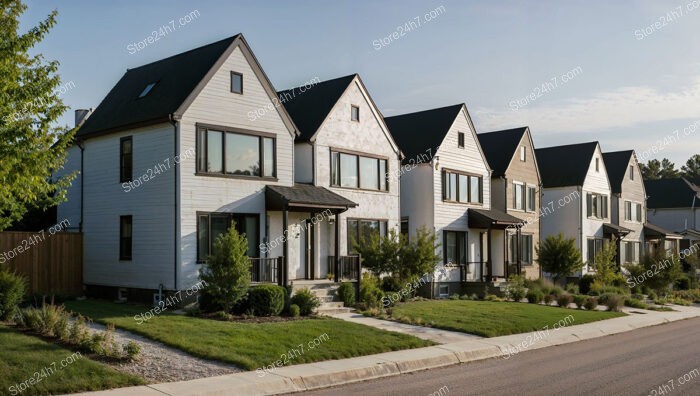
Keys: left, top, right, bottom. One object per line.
{"left": 55, "top": 34, "right": 693, "bottom": 303}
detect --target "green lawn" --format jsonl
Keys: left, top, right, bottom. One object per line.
{"left": 0, "top": 325, "right": 144, "bottom": 395}
{"left": 65, "top": 300, "right": 434, "bottom": 370}
{"left": 390, "top": 300, "right": 625, "bottom": 337}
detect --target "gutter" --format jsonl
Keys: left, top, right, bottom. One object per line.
{"left": 77, "top": 140, "right": 85, "bottom": 232}
{"left": 169, "top": 115, "right": 180, "bottom": 291}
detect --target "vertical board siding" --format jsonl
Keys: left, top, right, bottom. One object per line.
{"left": 0, "top": 232, "right": 82, "bottom": 295}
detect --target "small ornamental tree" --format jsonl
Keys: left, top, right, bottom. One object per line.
{"left": 536, "top": 233, "right": 583, "bottom": 283}
{"left": 398, "top": 226, "right": 441, "bottom": 282}
{"left": 593, "top": 241, "right": 618, "bottom": 286}
{"left": 199, "top": 222, "right": 250, "bottom": 312}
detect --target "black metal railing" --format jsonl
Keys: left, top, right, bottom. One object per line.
{"left": 249, "top": 257, "right": 281, "bottom": 284}
{"left": 327, "top": 255, "right": 360, "bottom": 281}
{"left": 459, "top": 261, "right": 483, "bottom": 282}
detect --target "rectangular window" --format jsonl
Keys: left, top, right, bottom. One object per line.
{"left": 587, "top": 238, "right": 604, "bottom": 263}
{"left": 443, "top": 171, "right": 482, "bottom": 203}
{"left": 351, "top": 105, "right": 360, "bottom": 121}
{"left": 514, "top": 183, "right": 525, "bottom": 210}
{"left": 443, "top": 230, "right": 467, "bottom": 265}
{"left": 458, "top": 132, "right": 465, "bottom": 148}
{"left": 400, "top": 218, "right": 409, "bottom": 237}
{"left": 587, "top": 193, "right": 608, "bottom": 219}
{"left": 520, "top": 146, "right": 526, "bottom": 162}
{"left": 635, "top": 203, "right": 642, "bottom": 222}
{"left": 595, "top": 157, "right": 600, "bottom": 172}
{"left": 447, "top": 172, "right": 458, "bottom": 201}
{"left": 340, "top": 153, "right": 358, "bottom": 188}
{"left": 629, "top": 165, "right": 634, "bottom": 180}
{"left": 230, "top": 71, "right": 243, "bottom": 94}
{"left": 119, "top": 215, "right": 132, "bottom": 261}
{"left": 625, "top": 201, "right": 632, "bottom": 221}
{"left": 359, "top": 156, "right": 379, "bottom": 190}
{"left": 331, "top": 151, "right": 387, "bottom": 191}
{"left": 458, "top": 174, "right": 469, "bottom": 202}
{"left": 120, "top": 137, "right": 133, "bottom": 183}
{"left": 508, "top": 234, "right": 533, "bottom": 264}
{"left": 196, "top": 213, "right": 259, "bottom": 262}
{"left": 379, "top": 160, "right": 387, "bottom": 191}
{"left": 527, "top": 186, "right": 536, "bottom": 211}
{"left": 470, "top": 175, "right": 482, "bottom": 204}
{"left": 347, "top": 219, "right": 387, "bottom": 253}
{"left": 196, "top": 126, "right": 275, "bottom": 178}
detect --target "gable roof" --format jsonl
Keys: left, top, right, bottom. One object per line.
{"left": 477, "top": 127, "right": 528, "bottom": 177}
{"left": 602, "top": 150, "right": 634, "bottom": 194}
{"left": 535, "top": 142, "right": 599, "bottom": 188}
{"left": 384, "top": 104, "right": 464, "bottom": 163}
{"left": 277, "top": 74, "right": 356, "bottom": 142}
{"left": 645, "top": 178, "right": 700, "bottom": 209}
{"left": 77, "top": 34, "right": 297, "bottom": 139}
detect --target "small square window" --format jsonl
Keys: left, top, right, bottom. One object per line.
{"left": 351, "top": 105, "right": 360, "bottom": 122}
{"left": 138, "top": 82, "right": 156, "bottom": 98}
{"left": 458, "top": 132, "right": 465, "bottom": 148}
{"left": 231, "top": 71, "right": 243, "bottom": 94}
{"left": 520, "top": 146, "right": 526, "bottom": 161}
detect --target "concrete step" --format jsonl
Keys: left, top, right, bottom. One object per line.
{"left": 315, "top": 306, "right": 354, "bottom": 316}
{"left": 319, "top": 301, "right": 344, "bottom": 308}
{"left": 317, "top": 295, "right": 336, "bottom": 303}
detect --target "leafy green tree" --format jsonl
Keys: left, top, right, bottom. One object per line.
{"left": 624, "top": 252, "right": 684, "bottom": 295}
{"left": 592, "top": 242, "right": 618, "bottom": 285}
{"left": 398, "top": 226, "right": 441, "bottom": 282}
{"left": 353, "top": 229, "right": 402, "bottom": 277}
{"left": 199, "top": 223, "right": 251, "bottom": 312}
{"left": 681, "top": 154, "right": 700, "bottom": 184}
{"left": 0, "top": 0, "right": 76, "bottom": 231}
{"left": 639, "top": 158, "right": 679, "bottom": 180}
{"left": 536, "top": 233, "right": 583, "bottom": 283}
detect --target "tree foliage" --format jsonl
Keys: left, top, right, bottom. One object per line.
{"left": 592, "top": 241, "right": 618, "bottom": 285}
{"left": 0, "top": 0, "right": 75, "bottom": 230}
{"left": 680, "top": 154, "right": 700, "bottom": 184}
{"left": 536, "top": 233, "right": 583, "bottom": 282}
{"left": 639, "top": 158, "right": 680, "bottom": 180}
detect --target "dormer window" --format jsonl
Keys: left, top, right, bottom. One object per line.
{"left": 138, "top": 82, "right": 156, "bottom": 98}
{"left": 351, "top": 105, "right": 360, "bottom": 122}
{"left": 231, "top": 71, "right": 243, "bottom": 94}
{"left": 457, "top": 132, "right": 465, "bottom": 148}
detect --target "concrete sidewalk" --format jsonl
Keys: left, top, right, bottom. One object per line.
{"left": 71, "top": 305, "right": 700, "bottom": 396}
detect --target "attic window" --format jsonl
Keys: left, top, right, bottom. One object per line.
{"left": 351, "top": 105, "right": 360, "bottom": 122}
{"left": 595, "top": 158, "right": 600, "bottom": 172}
{"left": 629, "top": 165, "right": 634, "bottom": 180}
{"left": 520, "top": 146, "right": 526, "bottom": 162}
{"left": 457, "top": 132, "right": 465, "bottom": 148}
{"left": 231, "top": 71, "right": 243, "bottom": 94}
{"left": 139, "top": 82, "right": 156, "bottom": 98}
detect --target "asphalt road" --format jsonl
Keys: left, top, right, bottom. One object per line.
{"left": 301, "top": 317, "right": 700, "bottom": 396}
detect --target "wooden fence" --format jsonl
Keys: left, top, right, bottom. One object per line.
{"left": 0, "top": 231, "right": 83, "bottom": 295}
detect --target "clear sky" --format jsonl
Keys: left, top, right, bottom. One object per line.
{"left": 21, "top": 0, "right": 700, "bottom": 165}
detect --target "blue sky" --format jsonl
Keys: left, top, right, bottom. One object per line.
{"left": 22, "top": 0, "right": 700, "bottom": 165}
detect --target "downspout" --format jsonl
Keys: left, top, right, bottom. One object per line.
{"left": 538, "top": 182, "right": 543, "bottom": 279}
{"left": 169, "top": 115, "right": 179, "bottom": 291}
{"left": 579, "top": 186, "right": 583, "bottom": 275}
{"left": 77, "top": 140, "right": 85, "bottom": 232}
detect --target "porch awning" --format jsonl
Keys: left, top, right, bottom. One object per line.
{"left": 265, "top": 184, "right": 357, "bottom": 212}
{"left": 468, "top": 208, "right": 524, "bottom": 229}
{"left": 643, "top": 222, "right": 683, "bottom": 240}
{"left": 603, "top": 223, "right": 632, "bottom": 236}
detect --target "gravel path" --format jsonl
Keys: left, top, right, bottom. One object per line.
{"left": 84, "top": 321, "right": 243, "bottom": 383}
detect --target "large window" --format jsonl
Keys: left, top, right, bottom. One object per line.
{"left": 119, "top": 215, "right": 132, "bottom": 261}
{"left": 120, "top": 137, "right": 133, "bottom": 183}
{"left": 514, "top": 183, "right": 525, "bottom": 210}
{"left": 197, "top": 213, "right": 259, "bottom": 262}
{"left": 331, "top": 151, "right": 388, "bottom": 191}
{"left": 196, "top": 126, "right": 275, "bottom": 178}
{"left": 347, "top": 219, "right": 387, "bottom": 253}
{"left": 443, "top": 170, "right": 482, "bottom": 203}
{"left": 587, "top": 238, "right": 604, "bottom": 264}
{"left": 443, "top": 230, "right": 467, "bottom": 265}
{"left": 508, "top": 234, "right": 533, "bottom": 264}
{"left": 586, "top": 193, "right": 608, "bottom": 219}
{"left": 623, "top": 241, "right": 640, "bottom": 263}
{"left": 625, "top": 201, "right": 643, "bottom": 222}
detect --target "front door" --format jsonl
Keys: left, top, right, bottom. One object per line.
{"left": 305, "top": 219, "right": 315, "bottom": 279}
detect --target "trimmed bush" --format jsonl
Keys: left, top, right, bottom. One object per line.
{"left": 579, "top": 274, "right": 595, "bottom": 295}
{"left": 584, "top": 296, "right": 598, "bottom": 311}
{"left": 572, "top": 294, "right": 587, "bottom": 309}
{"left": 290, "top": 288, "right": 320, "bottom": 316}
{"left": 198, "top": 288, "right": 224, "bottom": 313}
{"left": 556, "top": 294, "right": 573, "bottom": 308}
{"left": 359, "top": 274, "right": 384, "bottom": 308}
{"left": 288, "top": 304, "right": 300, "bottom": 317}
{"left": 526, "top": 289, "right": 544, "bottom": 304}
{"left": 549, "top": 286, "right": 564, "bottom": 298}
{"left": 337, "top": 282, "right": 356, "bottom": 307}
{"left": 248, "top": 285, "right": 285, "bottom": 316}
{"left": 604, "top": 294, "right": 624, "bottom": 312}
{"left": 0, "top": 270, "right": 27, "bottom": 321}
{"left": 543, "top": 294, "right": 554, "bottom": 305}
{"left": 624, "top": 297, "right": 647, "bottom": 309}
{"left": 380, "top": 276, "right": 403, "bottom": 292}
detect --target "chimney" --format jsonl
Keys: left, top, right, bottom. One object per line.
{"left": 75, "top": 108, "right": 93, "bottom": 127}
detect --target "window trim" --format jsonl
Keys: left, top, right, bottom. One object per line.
{"left": 526, "top": 186, "right": 536, "bottom": 212}
{"left": 351, "top": 105, "right": 360, "bottom": 122}
{"left": 513, "top": 182, "right": 525, "bottom": 211}
{"left": 441, "top": 168, "right": 483, "bottom": 205}
{"left": 330, "top": 148, "right": 389, "bottom": 192}
{"left": 119, "top": 215, "right": 133, "bottom": 261}
{"left": 230, "top": 71, "right": 243, "bottom": 94}
{"left": 120, "top": 136, "right": 133, "bottom": 183}
{"left": 586, "top": 192, "right": 608, "bottom": 219}
{"left": 196, "top": 211, "right": 260, "bottom": 263}
{"left": 443, "top": 230, "right": 468, "bottom": 266}
{"left": 457, "top": 132, "right": 465, "bottom": 148}
{"left": 195, "top": 123, "right": 277, "bottom": 180}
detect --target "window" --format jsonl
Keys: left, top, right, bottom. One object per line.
{"left": 527, "top": 186, "right": 536, "bottom": 212}
{"left": 331, "top": 151, "right": 388, "bottom": 191}
{"left": 624, "top": 201, "right": 642, "bottom": 222}
{"left": 196, "top": 126, "right": 275, "bottom": 178}
{"left": 623, "top": 241, "right": 640, "bottom": 263}
{"left": 586, "top": 193, "right": 608, "bottom": 219}
{"left": 443, "top": 230, "right": 467, "bottom": 265}
{"left": 120, "top": 137, "right": 133, "bottom": 183}
{"left": 629, "top": 165, "right": 634, "bottom": 180}
{"left": 230, "top": 71, "right": 243, "bottom": 94}
{"left": 138, "top": 82, "right": 156, "bottom": 98}
{"left": 595, "top": 157, "right": 600, "bottom": 172}
{"left": 520, "top": 146, "right": 526, "bottom": 162}
{"left": 197, "top": 212, "right": 259, "bottom": 262}
{"left": 636, "top": 203, "right": 642, "bottom": 222}
{"left": 508, "top": 234, "right": 533, "bottom": 265}
{"left": 587, "top": 238, "right": 604, "bottom": 263}
{"left": 347, "top": 219, "right": 387, "bottom": 253}
{"left": 119, "top": 215, "right": 132, "bottom": 260}
{"left": 351, "top": 105, "right": 359, "bottom": 121}
{"left": 443, "top": 170, "right": 482, "bottom": 203}
{"left": 458, "top": 132, "right": 465, "bottom": 148}
{"left": 513, "top": 183, "right": 525, "bottom": 210}
{"left": 438, "top": 285, "right": 449, "bottom": 297}
{"left": 400, "top": 218, "right": 409, "bottom": 238}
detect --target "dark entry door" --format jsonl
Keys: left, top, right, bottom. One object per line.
{"left": 305, "top": 219, "right": 315, "bottom": 279}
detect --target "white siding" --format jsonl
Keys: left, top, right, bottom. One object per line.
{"left": 178, "top": 45, "right": 295, "bottom": 289}
{"left": 55, "top": 145, "right": 82, "bottom": 231}
{"left": 83, "top": 123, "right": 176, "bottom": 289}
{"left": 581, "top": 145, "right": 612, "bottom": 273}
{"left": 617, "top": 154, "right": 646, "bottom": 262}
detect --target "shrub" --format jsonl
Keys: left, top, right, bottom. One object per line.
{"left": 337, "top": 282, "right": 356, "bottom": 307}
{"left": 290, "top": 288, "right": 320, "bottom": 316}
{"left": 288, "top": 304, "right": 300, "bottom": 317}
{"left": 380, "top": 276, "right": 403, "bottom": 292}
{"left": 543, "top": 294, "right": 554, "bottom": 305}
{"left": 123, "top": 341, "right": 141, "bottom": 361}
{"left": 248, "top": 285, "right": 285, "bottom": 316}
{"left": 624, "top": 298, "right": 647, "bottom": 309}
{"left": 359, "top": 274, "right": 384, "bottom": 308}
{"left": 0, "top": 270, "right": 27, "bottom": 321}
{"left": 572, "top": 295, "right": 587, "bottom": 309}
{"left": 68, "top": 315, "right": 91, "bottom": 346}
{"left": 536, "top": 233, "right": 583, "bottom": 282}
{"left": 647, "top": 291, "right": 658, "bottom": 301}
{"left": 549, "top": 286, "right": 564, "bottom": 298}
{"left": 565, "top": 283, "right": 580, "bottom": 295}
{"left": 556, "top": 294, "right": 573, "bottom": 308}
{"left": 449, "top": 293, "right": 460, "bottom": 300}
{"left": 579, "top": 274, "right": 596, "bottom": 295}
{"left": 584, "top": 296, "right": 598, "bottom": 311}
{"left": 604, "top": 294, "right": 624, "bottom": 312}
{"left": 526, "top": 289, "right": 544, "bottom": 304}
{"left": 674, "top": 275, "right": 692, "bottom": 290}
{"left": 198, "top": 289, "right": 224, "bottom": 313}
{"left": 484, "top": 294, "right": 501, "bottom": 302}
{"left": 506, "top": 274, "right": 527, "bottom": 302}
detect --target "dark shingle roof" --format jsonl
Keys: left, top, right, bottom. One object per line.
{"left": 384, "top": 104, "right": 464, "bottom": 163}
{"left": 602, "top": 150, "right": 634, "bottom": 194}
{"left": 645, "top": 178, "right": 700, "bottom": 208}
{"left": 265, "top": 184, "right": 357, "bottom": 211}
{"left": 477, "top": 127, "right": 528, "bottom": 177}
{"left": 535, "top": 142, "right": 599, "bottom": 188}
{"left": 468, "top": 208, "right": 524, "bottom": 228}
{"left": 643, "top": 222, "right": 683, "bottom": 239}
{"left": 78, "top": 35, "right": 240, "bottom": 138}
{"left": 277, "top": 75, "right": 356, "bottom": 142}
